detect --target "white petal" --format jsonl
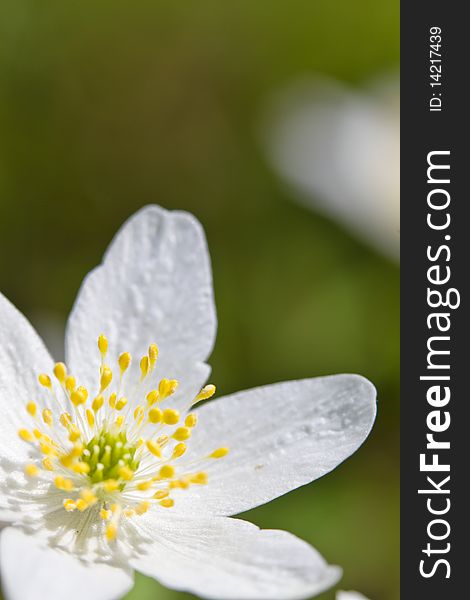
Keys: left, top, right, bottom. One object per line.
{"left": 174, "top": 374, "right": 376, "bottom": 515}
{"left": 337, "top": 592, "right": 370, "bottom": 600}
{"left": 0, "top": 292, "right": 54, "bottom": 464}
{"left": 65, "top": 205, "right": 216, "bottom": 396}
{"left": 130, "top": 514, "right": 341, "bottom": 600}
{"left": 0, "top": 527, "right": 133, "bottom": 600}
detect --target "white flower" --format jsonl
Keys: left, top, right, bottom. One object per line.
{"left": 262, "top": 74, "right": 400, "bottom": 260}
{"left": 337, "top": 592, "right": 370, "bottom": 600}
{"left": 0, "top": 205, "right": 376, "bottom": 600}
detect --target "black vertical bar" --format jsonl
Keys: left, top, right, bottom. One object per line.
{"left": 401, "top": 3, "right": 468, "bottom": 598}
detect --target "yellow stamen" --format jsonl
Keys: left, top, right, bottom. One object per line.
{"left": 146, "top": 390, "right": 159, "bottom": 405}
{"left": 159, "top": 498, "right": 174, "bottom": 508}
{"left": 194, "top": 384, "right": 216, "bottom": 404}
{"left": 92, "top": 395, "right": 104, "bottom": 412}
{"left": 118, "top": 352, "right": 131, "bottom": 374}
{"left": 148, "top": 407, "right": 163, "bottom": 424}
{"left": 153, "top": 489, "right": 169, "bottom": 500}
{"left": 172, "top": 443, "right": 187, "bottom": 459}
{"left": 109, "top": 393, "right": 117, "bottom": 409}
{"left": 118, "top": 466, "right": 134, "bottom": 481}
{"left": 76, "top": 498, "right": 88, "bottom": 512}
{"left": 137, "top": 480, "right": 153, "bottom": 491}
{"left": 172, "top": 427, "right": 191, "bottom": 441}
{"left": 115, "top": 397, "right": 128, "bottom": 411}
{"left": 191, "top": 471, "right": 208, "bottom": 484}
{"left": 26, "top": 401, "right": 37, "bottom": 417}
{"left": 146, "top": 440, "right": 162, "bottom": 457}
{"left": 140, "top": 356, "right": 149, "bottom": 379}
{"left": 55, "top": 476, "right": 74, "bottom": 491}
{"left": 98, "top": 334, "right": 108, "bottom": 355}
{"left": 159, "top": 378, "right": 178, "bottom": 399}
{"left": 163, "top": 409, "right": 180, "bottom": 425}
{"left": 135, "top": 501, "right": 150, "bottom": 515}
{"left": 103, "top": 479, "right": 119, "bottom": 492}
{"left": 42, "top": 457, "right": 54, "bottom": 471}
{"left": 18, "top": 428, "right": 33, "bottom": 442}
{"left": 72, "top": 462, "right": 91, "bottom": 474}
{"left": 100, "top": 508, "right": 111, "bottom": 520}
{"left": 38, "top": 374, "right": 52, "bottom": 388}
{"left": 65, "top": 375, "right": 76, "bottom": 392}
{"left": 86, "top": 409, "right": 95, "bottom": 427}
{"left": 63, "top": 499, "right": 76, "bottom": 512}
{"left": 24, "top": 464, "right": 39, "bottom": 477}
{"left": 100, "top": 366, "right": 113, "bottom": 392}
{"left": 53, "top": 362, "right": 67, "bottom": 384}
{"left": 159, "top": 464, "right": 175, "bottom": 479}
{"left": 42, "top": 408, "right": 53, "bottom": 426}
{"left": 209, "top": 447, "right": 229, "bottom": 459}
{"left": 106, "top": 523, "right": 117, "bottom": 541}
{"left": 148, "top": 344, "right": 159, "bottom": 367}
{"left": 185, "top": 413, "right": 198, "bottom": 428}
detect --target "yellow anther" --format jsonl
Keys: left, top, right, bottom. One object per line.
{"left": 134, "top": 405, "right": 143, "bottom": 420}
{"left": 100, "top": 508, "right": 112, "bottom": 520}
{"left": 33, "top": 429, "right": 43, "bottom": 439}
{"left": 72, "top": 462, "right": 90, "bottom": 474}
{"left": 60, "top": 454, "right": 74, "bottom": 468}
{"left": 68, "top": 426, "right": 81, "bottom": 442}
{"left": 24, "top": 464, "right": 39, "bottom": 477}
{"left": 159, "top": 465, "right": 175, "bottom": 479}
{"left": 103, "top": 479, "right": 119, "bottom": 492}
{"left": 92, "top": 395, "right": 104, "bottom": 412}
{"left": 146, "top": 440, "right": 162, "bottom": 458}
{"left": 71, "top": 442, "right": 84, "bottom": 457}
{"left": 63, "top": 499, "right": 76, "bottom": 512}
{"left": 115, "top": 397, "right": 128, "bottom": 411}
{"left": 156, "top": 434, "right": 169, "bottom": 446}
{"left": 119, "top": 466, "right": 134, "bottom": 481}
{"left": 135, "top": 501, "right": 150, "bottom": 515}
{"left": 148, "top": 344, "right": 159, "bottom": 367}
{"left": 115, "top": 415, "right": 124, "bottom": 427}
{"left": 137, "top": 480, "right": 153, "bottom": 491}
{"left": 109, "top": 393, "right": 117, "bottom": 409}
{"left": 118, "top": 352, "right": 131, "bottom": 374}
{"left": 26, "top": 401, "right": 37, "bottom": 417}
{"left": 153, "top": 490, "right": 169, "bottom": 500}
{"left": 42, "top": 457, "right": 54, "bottom": 471}
{"left": 136, "top": 438, "right": 144, "bottom": 448}
{"left": 98, "top": 334, "right": 108, "bottom": 355}
{"left": 148, "top": 407, "right": 163, "bottom": 424}
{"left": 86, "top": 409, "right": 95, "bottom": 427}
{"left": 71, "top": 386, "right": 88, "bottom": 406}
{"left": 159, "top": 378, "right": 179, "bottom": 399}
{"left": 76, "top": 499, "right": 89, "bottom": 512}
{"left": 209, "top": 447, "right": 229, "bottom": 459}
{"left": 185, "top": 413, "right": 198, "bottom": 428}
{"left": 65, "top": 375, "right": 76, "bottom": 393}
{"left": 55, "top": 476, "right": 74, "bottom": 491}
{"left": 140, "top": 356, "right": 149, "bottom": 379}
{"left": 38, "top": 373, "right": 52, "bottom": 388}
{"left": 53, "top": 362, "right": 67, "bottom": 384}
{"left": 194, "top": 384, "right": 216, "bottom": 404}
{"left": 159, "top": 498, "right": 174, "bottom": 508}
{"left": 146, "top": 390, "right": 159, "bottom": 405}
{"left": 100, "top": 366, "right": 113, "bottom": 392}
{"left": 171, "top": 443, "right": 187, "bottom": 459}
{"left": 18, "top": 429, "right": 33, "bottom": 442}
{"left": 80, "top": 489, "right": 97, "bottom": 504}
{"left": 60, "top": 412, "right": 72, "bottom": 428}
{"left": 42, "top": 408, "right": 53, "bottom": 426}
{"left": 191, "top": 471, "right": 208, "bottom": 485}
{"left": 163, "top": 409, "right": 180, "bottom": 425}
{"left": 172, "top": 427, "right": 191, "bottom": 442}
{"left": 124, "top": 508, "right": 136, "bottom": 518}
{"left": 106, "top": 523, "right": 117, "bottom": 541}
{"left": 111, "top": 503, "right": 121, "bottom": 514}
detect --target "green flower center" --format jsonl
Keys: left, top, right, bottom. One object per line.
{"left": 82, "top": 428, "right": 140, "bottom": 484}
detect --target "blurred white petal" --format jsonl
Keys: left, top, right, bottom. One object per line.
{"left": 262, "top": 74, "right": 399, "bottom": 260}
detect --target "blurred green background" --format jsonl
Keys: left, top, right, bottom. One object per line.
{"left": 0, "top": 1, "right": 399, "bottom": 600}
